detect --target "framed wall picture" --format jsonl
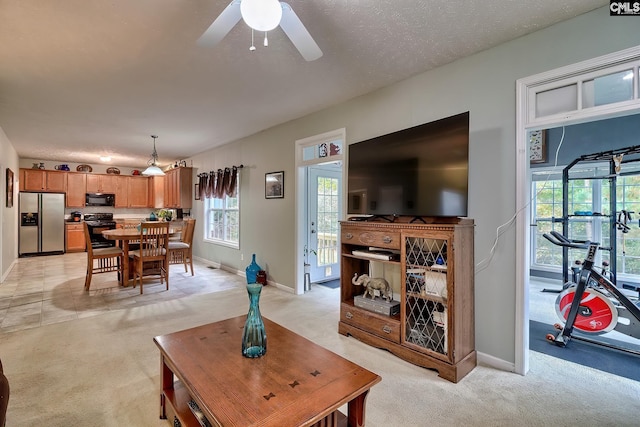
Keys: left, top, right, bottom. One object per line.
{"left": 194, "top": 183, "right": 200, "bottom": 200}
{"left": 529, "top": 130, "right": 547, "bottom": 164}
{"left": 265, "top": 171, "right": 284, "bottom": 199}
{"left": 6, "top": 168, "right": 14, "bottom": 208}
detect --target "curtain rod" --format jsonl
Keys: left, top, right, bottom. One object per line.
{"left": 198, "top": 164, "right": 243, "bottom": 177}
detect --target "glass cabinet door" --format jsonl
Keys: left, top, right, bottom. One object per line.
{"left": 403, "top": 235, "right": 449, "bottom": 356}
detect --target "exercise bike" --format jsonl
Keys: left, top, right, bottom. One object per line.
{"left": 542, "top": 231, "right": 640, "bottom": 353}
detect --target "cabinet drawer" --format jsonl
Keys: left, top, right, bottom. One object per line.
{"left": 341, "top": 303, "right": 400, "bottom": 343}
{"left": 341, "top": 229, "right": 400, "bottom": 250}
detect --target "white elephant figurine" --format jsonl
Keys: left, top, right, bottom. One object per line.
{"left": 352, "top": 273, "right": 393, "bottom": 302}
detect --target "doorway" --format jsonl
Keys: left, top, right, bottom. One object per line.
{"left": 516, "top": 46, "right": 640, "bottom": 374}
{"left": 527, "top": 119, "right": 640, "bottom": 380}
{"left": 306, "top": 164, "right": 342, "bottom": 283}
{"left": 295, "top": 128, "right": 346, "bottom": 294}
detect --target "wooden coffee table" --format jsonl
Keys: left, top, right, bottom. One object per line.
{"left": 154, "top": 316, "right": 381, "bottom": 427}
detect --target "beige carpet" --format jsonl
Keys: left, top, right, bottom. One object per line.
{"left": 1, "top": 275, "right": 639, "bottom": 426}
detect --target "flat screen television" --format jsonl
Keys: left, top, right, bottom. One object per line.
{"left": 347, "top": 112, "right": 469, "bottom": 218}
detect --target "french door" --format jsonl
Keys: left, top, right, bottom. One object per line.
{"left": 307, "top": 165, "right": 342, "bottom": 282}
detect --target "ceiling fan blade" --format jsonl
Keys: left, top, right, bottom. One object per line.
{"left": 279, "top": 2, "right": 323, "bottom": 61}
{"left": 197, "top": 0, "right": 242, "bottom": 47}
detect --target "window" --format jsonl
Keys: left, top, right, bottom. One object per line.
{"left": 615, "top": 174, "right": 640, "bottom": 275}
{"left": 204, "top": 179, "right": 240, "bottom": 248}
{"left": 527, "top": 59, "right": 640, "bottom": 126}
{"left": 531, "top": 164, "right": 640, "bottom": 279}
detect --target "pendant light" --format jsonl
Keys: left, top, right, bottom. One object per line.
{"left": 142, "top": 135, "right": 165, "bottom": 176}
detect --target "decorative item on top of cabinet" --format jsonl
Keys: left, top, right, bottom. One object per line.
{"left": 338, "top": 218, "right": 475, "bottom": 383}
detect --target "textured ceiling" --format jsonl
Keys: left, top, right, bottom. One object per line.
{"left": 0, "top": 0, "right": 607, "bottom": 168}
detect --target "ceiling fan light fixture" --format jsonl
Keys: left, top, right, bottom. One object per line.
{"left": 142, "top": 135, "right": 166, "bottom": 176}
{"left": 240, "top": 0, "right": 282, "bottom": 32}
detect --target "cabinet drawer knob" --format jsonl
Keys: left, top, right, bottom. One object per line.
{"left": 383, "top": 236, "right": 392, "bottom": 244}
{"left": 345, "top": 233, "right": 353, "bottom": 240}
{"left": 345, "top": 311, "right": 353, "bottom": 319}
{"left": 382, "top": 325, "right": 392, "bottom": 334}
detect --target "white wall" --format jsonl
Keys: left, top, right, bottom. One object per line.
{"left": 0, "top": 126, "right": 19, "bottom": 281}
{"left": 188, "top": 7, "right": 640, "bottom": 364}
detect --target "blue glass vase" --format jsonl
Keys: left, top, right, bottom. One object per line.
{"left": 245, "top": 254, "right": 262, "bottom": 284}
{"left": 242, "top": 283, "right": 267, "bottom": 358}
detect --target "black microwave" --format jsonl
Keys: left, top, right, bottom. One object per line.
{"left": 85, "top": 193, "right": 115, "bottom": 207}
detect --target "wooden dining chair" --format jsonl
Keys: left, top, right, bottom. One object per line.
{"left": 129, "top": 222, "right": 170, "bottom": 294}
{"left": 122, "top": 222, "right": 141, "bottom": 250}
{"left": 168, "top": 218, "right": 196, "bottom": 275}
{"left": 83, "top": 222, "right": 124, "bottom": 291}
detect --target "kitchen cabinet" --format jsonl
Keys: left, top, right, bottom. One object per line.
{"left": 150, "top": 176, "right": 164, "bottom": 209}
{"left": 66, "top": 172, "right": 87, "bottom": 207}
{"left": 86, "top": 174, "right": 116, "bottom": 193}
{"left": 114, "top": 176, "right": 129, "bottom": 208}
{"left": 128, "top": 176, "right": 150, "bottom": 208}
{"left": 163, "top": 167, "right": 192, "bottom": 209}
{"left": 65, "top": 223, "right": 86, "bottom": 252}
{"left": 338, "top": 218, "right": 476, "bottom": 383}
{"left": 20, "top": 169, "right": 67, "bottom": 192}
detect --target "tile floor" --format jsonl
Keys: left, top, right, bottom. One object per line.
{"left": 0, "top": 252, "right": 246, "bottom": 334}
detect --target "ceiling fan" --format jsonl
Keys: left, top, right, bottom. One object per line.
{"left": 197, "top": 0, "right": 323, "bottom": 61}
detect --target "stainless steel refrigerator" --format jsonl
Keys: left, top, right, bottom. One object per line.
{"left": 19, "top": 192, "right": 66, "bottom": 256}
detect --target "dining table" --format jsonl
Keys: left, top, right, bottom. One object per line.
{"left": 102, "top": 225, "right": 181, "bottom": 286}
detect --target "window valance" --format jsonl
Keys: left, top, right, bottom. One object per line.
{"left": 197, "top": 165, "right": 243, "bottom": 199}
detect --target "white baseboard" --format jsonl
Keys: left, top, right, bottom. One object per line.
{"left": 192, "top": 256, "right": 294, "bottom": 293}
{"left": 477, "top": 351, "right": 517, "bottom": 373}
{"left": 1, "top": 258, "right": 18, "bottom": 283}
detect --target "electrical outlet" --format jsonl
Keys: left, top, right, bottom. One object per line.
{"left": 241, "top": 253, "right": 244, "bottom": 261}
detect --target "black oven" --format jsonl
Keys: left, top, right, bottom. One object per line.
{"left": 84, "top": 213, "right": 116, "bottom": 248}
{"left": 85, "top": 193, "right": 115, "bottom": 207}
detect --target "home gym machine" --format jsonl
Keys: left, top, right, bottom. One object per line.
{"left": 544, "top": 231, "right": 640, "bottom": 353}
{"left": 558, "top": 145, "right": 640, "bottom": 289}
{"left": 541, "top": 145, "right": 640, "bottom": 353}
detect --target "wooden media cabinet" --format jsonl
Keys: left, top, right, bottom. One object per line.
{"left": 338, "top": 218, "right": 476, "bottom": 383}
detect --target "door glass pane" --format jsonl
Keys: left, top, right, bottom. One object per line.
{"left": 316, "top": 176, "right": 339, "bottom": 267}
